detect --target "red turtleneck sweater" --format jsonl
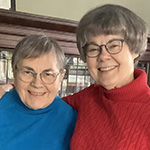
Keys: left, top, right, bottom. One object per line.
{"left": 63, "top": 69, "right": 150, "bottom": 150}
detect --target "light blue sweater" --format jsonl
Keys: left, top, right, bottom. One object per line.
{"left": 0, "top": 89, "right": 77, "bottom": 150}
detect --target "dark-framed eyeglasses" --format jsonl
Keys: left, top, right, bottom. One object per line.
{"left": 16, "top": 67, "right": 63, "bottom": 84}
{"left": 83, "top": 39, "right": 124, "bottom": 58}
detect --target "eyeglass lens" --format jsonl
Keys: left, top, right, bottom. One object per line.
{"left": 85, "top": 39, "right": 124, "bottom": 57}
{"left": 18, "top": 69, "right": 59, "bottom": 84}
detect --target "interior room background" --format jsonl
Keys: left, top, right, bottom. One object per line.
{"left": 0, "top": 0, "right": 150, "bottom": 96}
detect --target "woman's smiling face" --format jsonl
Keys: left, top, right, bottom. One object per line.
{"left": 86, "top": 35, "right": 138, "bottom": 90}
{"left": 14, "top": 50, "right": 65, "bottom": 110}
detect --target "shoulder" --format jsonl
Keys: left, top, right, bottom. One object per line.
{"left": 55, "top": 96, "right": 77, "bottom": 112}
{"left": 0, "top": 89, "right": 19, "bottom": 110}
{"left": 62, "top": 84, "right": 101, "bottom": 110}
{"left": 0, "top": 89, "right": 17, "bottom": 100}
{"left": 64, "top": 84, "right": 100, "bottom": 99}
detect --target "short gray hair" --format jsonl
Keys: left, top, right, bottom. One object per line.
{"left": 12, "top": 35, "right": 65, "bottom": 71}
{"left": 76, "top": 4, "right": 149, "bottom": 62}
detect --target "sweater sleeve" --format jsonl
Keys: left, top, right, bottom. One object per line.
{"left": 62, "top": 92, "right": 81, "bottom": 111}
{"left": 62, "top": 84, "right": 96, "bottom": 111}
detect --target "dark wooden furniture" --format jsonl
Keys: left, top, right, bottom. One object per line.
{"left": 0, "top": 8, "right": 78, "bottom": 55}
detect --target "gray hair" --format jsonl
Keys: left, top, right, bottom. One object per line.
{"left": 76, "top": 4, "right": 149, "bottom": 62}
{"left": 12, "top": 35, "right": 65, "bottom": 71}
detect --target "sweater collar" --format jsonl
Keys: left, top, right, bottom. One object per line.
{"left": 10, "top": 89, "right": 58, "bottom": 114}
{"left": 97, "top": 69, "right": 149, "bottom": 101}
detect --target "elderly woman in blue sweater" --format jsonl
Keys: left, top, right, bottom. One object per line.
{"left": 0, "top": 35, "right": 77, "bottom": 150}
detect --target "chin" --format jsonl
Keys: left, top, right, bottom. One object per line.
{"left": 29, "top": 105, "right": 45, "bottom": 110}
{"left": 102, "top": 85, "right": 114, "bottom": 90}
{"left": 99, "top": 81, "right": 117, "bottom": 90}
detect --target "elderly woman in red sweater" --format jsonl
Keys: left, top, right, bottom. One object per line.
{"left": 63, "top": 4, "right": 150, "bottom": 150}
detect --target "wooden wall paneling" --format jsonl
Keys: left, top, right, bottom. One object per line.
{"left": 140, "top": 50, "right": 150, "bottom": 62}
{"left": 0, "top": 8, "right": 79, "bottom": 55}
{"left": 0, "top": 23, "right": 79, "bottom": 54}
{"left": 0, "top": 23, "right": 77, "bottom": 42}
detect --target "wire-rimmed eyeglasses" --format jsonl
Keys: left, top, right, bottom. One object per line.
{"left": 83, "top": 39, "right": 124, "bottom": 58}
{"left": 15, "top": 67, "right": 63, "bottom": 84}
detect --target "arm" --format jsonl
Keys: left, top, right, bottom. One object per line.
{"left": 62, "top": 84, "right": 95, "bottom": 110}
{"left": 0, "top": 84, "right": 13, "bottom": 98}
{"left": 62, "top": 93, "right": 80, "bottom": 110}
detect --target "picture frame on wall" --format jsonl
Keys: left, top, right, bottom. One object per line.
{"left": 0, "top": 0, "right": 15, "bottom": 11}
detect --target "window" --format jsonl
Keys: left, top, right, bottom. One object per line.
{"left": 0, "top": 50, "right": 13, "bottom": 85}
{"left": 59, "top": 55, "right": 94, "bottom": 97}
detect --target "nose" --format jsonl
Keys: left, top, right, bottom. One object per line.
{"left": 97, "top": 46, "right": 111, "bottom": 61}
{"left": 30, "top": 74, "right": 43, "bottom": 88}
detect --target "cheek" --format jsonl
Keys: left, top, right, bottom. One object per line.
{"left": 46, "top": 79, "right": 62, "bottom": 93}
{"left": 55, "top": 79, "right": 62, "bottom": 90}
{"left": 14, "top": 77, "right": 20, "bottom": 89}
{"left": 14, "top": 77, "right": 28, "bottom": 94}
{"left": 119, "top": 55, "right": 134, "bottom": 68}
{"left": 14, "top": 79, "right": 29, "bottom": 103}
{"left": 14, "top": 74, "right": 21, "bottom": 87}
{"left": 86, "top": 59, "right": 97, "bottom": 70}
{"left": 117, "top": 49, "right": 135, "bottom": 65}
{"left": 14, "top": 77, "right": 21, "bottom": 88}
{"left": 46, "top": 85, "right": 60, "bottom": 98}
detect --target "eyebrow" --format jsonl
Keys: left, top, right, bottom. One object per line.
{"left": 87, "top": 42, "right": 99, "bottom": 46}
{"left": 21, "top": 66, "right": 55, "bottom": 72}
{"left": 22, "top": 66, "right": 34, "bottom": 71}
{"left": 88, "top": 38, "right": 124, "bottom": 45}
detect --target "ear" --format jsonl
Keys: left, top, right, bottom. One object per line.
{"left": 58, "top": 69, "right": 66, "bottom": 91}
{"left": 60, "top": 69, "right": 66, "bottom": 81}
{"left": 132, "top": 53, "right": 139, "bottom": 59}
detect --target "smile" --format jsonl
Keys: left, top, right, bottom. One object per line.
{"left": 28, "top": 91, "right": 45, "bottom": 96}
{"left": 98, "top": 66, "right": 116, "bottom": 72}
